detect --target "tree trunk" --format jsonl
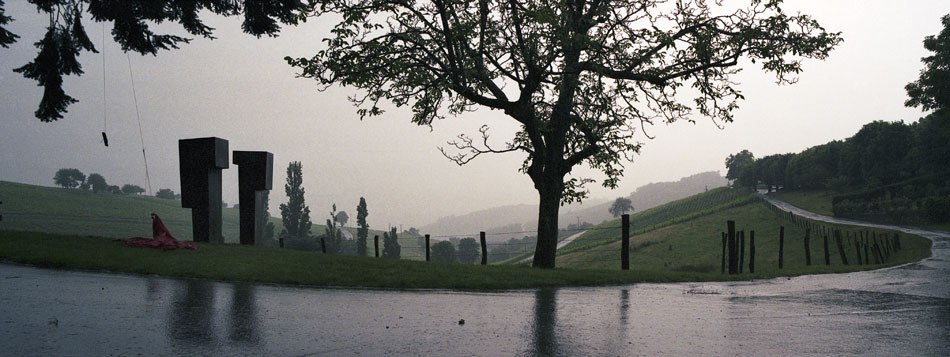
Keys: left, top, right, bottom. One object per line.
{"left": 532, "top": 182, "right": 562, "bottom": 268}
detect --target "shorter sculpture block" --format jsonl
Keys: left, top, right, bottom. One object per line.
{"left": 233, "top": 151, "right": 274, "bottom": 245}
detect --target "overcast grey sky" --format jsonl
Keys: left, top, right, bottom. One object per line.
{"left": 1, "top": 1, "right": 947, "bottom": 230}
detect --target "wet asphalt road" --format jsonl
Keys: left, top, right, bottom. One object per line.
{"left": 1, "top": 199, "right": 948, "bottom": 355}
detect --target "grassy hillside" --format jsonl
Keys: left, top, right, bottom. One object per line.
{"left": 0, "top": 181, "right": 416, "bottom": 247}
{"left": 560, "top": 187, "right": 753, "bottom": 252}
{"left": 547, "top": 187, "right": 931, "bottom": 275}
{"left": 769, "top": 190, "right": 835, "bottom": 216}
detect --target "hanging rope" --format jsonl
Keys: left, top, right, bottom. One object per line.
{"left": 100, "top": 22, "right": 108, "bottom": 147}
{"left": 126, "top": 53, "right": 152, "bottom": 195}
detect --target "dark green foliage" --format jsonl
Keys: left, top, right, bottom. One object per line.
{"left": 608, "top": 197, "right": 634, "bottom": 217}
{"left": 120, "top": 184, "right": 145, "bottom": 195}
{"left": 335, "top": 211, "right": 349, "bottom": 227}
{"left": 356, "top": 197, "right": 369, "bottom": 256}
{"left": 457, "top": 237, "right": 480, "bottom": 264}
{"left": 382, "top": 227, "right": 400, "bottom": 259}
{"left": 289, "top": 1, "right": 841, "bottom": 269}
{"left": 0, "top": 1, "right": 19, "bottom": 48}
{"left": 53, "top": 168, "right": 84, "bottom": 189}
{"left": 905, "top": 14, "right": 950, "bottom": 112}
{"left": 107, "top": 185, "right": 122, "bottom": 195}
{"left": 154, "top": 188, "right": 175, "bottom": 199}
{"left": 279, "top": 161, "right": 312, "bottom": 239}
{"left": 725, "top": 150, "right": 755, "bottom": 187}
{"left": 86, "top": 173, "right": 108, "bottom": 193}
{"left": 1, "top": 0, "right": 311, "bottom": 121}
{"left": 431, "top": 241, "right": 458, "bottom": 263}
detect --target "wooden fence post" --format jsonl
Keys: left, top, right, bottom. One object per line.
{"left": 480, "top": 232, "right": 487, "bottom": 265}
{"left": 863, "top": 233, "right": 869, "bottom": 263}
{"left": 728, "top": 221, "right": 737, "bottom": 274}
{"left": 804, "top": 228, "right": 812, "bottom": 266}
{"left": 621, "top": 214, "right": 630, "bottom": 270}
{"left": 854, "top": 239, "right": 865, "bottom": 265}
{"left": 721, "top": 232, "right": 727, "bottom": 274}
{"left": 823, "top": 233, "right": 830, "bottom": 265}
{"left": 321, "top": 237, "right": 326, "bottom": 254}
{"left": 425, "top": 234, "right": 430, "bottom": 262}
{"left": 835, "top": 230, "right": 848, "bottom": 265}
{"left": 778, "top": 226, "right": 784, "bottom": 269}
{"left": 749, "top": 231, "right": 755, "bottom": 274}
{"left": 739, "top": 231, "right": 745, "bottom": 274}
{"left": 374, "top": 235, "right": 379, "bottom": 257}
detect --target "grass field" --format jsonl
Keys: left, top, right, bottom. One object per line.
{"left": 555, "top": 200, "right": 931, "bottom": 276}
{"left": 559, "top": 187, "right": 754, "bottom": 253}
{"left": 0, "top": 229, "right": 927, "bottom": 290}
{"left": 769, "top": 190, "right": 835, "bottom": 216}
{"left": 0, "top": 180, "right": 417, "bottom": 248}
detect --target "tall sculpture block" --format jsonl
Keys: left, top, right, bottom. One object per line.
{"left": 233, "top": 151, "right": 273, "bottom": 245}
{"left": 179, "top": 137, "right": 229, "bottom": 243}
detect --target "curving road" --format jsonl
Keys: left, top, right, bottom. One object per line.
{"left": 0, "top": 196, "right": 947, "bottom": 355}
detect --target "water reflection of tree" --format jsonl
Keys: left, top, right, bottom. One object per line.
{"left": 531, "top": 289, "right": 559, "bottom": 355}
{"left": 168, "top": 280, "right": 216, "bottom": 345}
{"left": 228, "top": 284, "right": 261, "bottom": 345}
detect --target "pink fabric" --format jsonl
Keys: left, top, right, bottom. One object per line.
{"left": 116, "top": 213, "right": 197, "bottom": 250}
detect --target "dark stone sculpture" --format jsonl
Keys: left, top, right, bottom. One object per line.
{"left": 233, "top": 151, "right": 274, "bottom": 245}
{"left": 179, "top": 137, "right": 229, "bottom": 243}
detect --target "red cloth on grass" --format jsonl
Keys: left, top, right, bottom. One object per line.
{"left": 117, "top": 213, "right": 197, "bottom": 250}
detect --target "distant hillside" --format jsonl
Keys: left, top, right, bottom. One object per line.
{"left": 419, "top": 171, "right": 727, "bottom": 242}
{"left": 560, "top": 171, "right": 728, "bottom": 225}
{"left": 0, "top": 181, "right": 408, "bottom": 247}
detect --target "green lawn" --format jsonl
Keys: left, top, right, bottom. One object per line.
{"left": 769, "top": 189, "right": 836, "bottom": 216}
{"left": 0, "top": 180, "right": 414, "bottom": 247}
{"left": 0, "top": 230, "right": 797, "bottom": 290}
{"left": 555, "top": 200, "right": 931, "bottom": 277}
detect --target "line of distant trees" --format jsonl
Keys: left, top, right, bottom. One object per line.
{"left": 725, "top": 114, "right": 950, "bottom": 193}
{"left": 53, "top": 168, "right": 147, "bottom": 196}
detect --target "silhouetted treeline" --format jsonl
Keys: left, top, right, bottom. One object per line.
{"left": 729, "top": 111, "right": 950, "bottom": 224}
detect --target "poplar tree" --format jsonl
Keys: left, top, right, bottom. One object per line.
{"left": 279, "top": 161, "right": 312, "bottom": 239}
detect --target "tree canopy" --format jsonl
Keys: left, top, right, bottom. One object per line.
{"left": 120, "top": 183, "right": 145, "bottom": 195}
{"left": 608, "top": 197, "right": 633, "bottom": 217}
{"left": 290, "top": 0, "right": 841, "bottom": 268}
{"left": 86, "top": 173, "right": 107, "bottom": 193}
{"left": 457, "top": 237, "right": 480, "bottom": 264}
{"left": 279, "top": 161, "right": 312, "bottom": 239}
{"left": 356, "top": 197, "right": 369, "bottom": 256}
{"left": 905, "top": 14, "right": 950, "bottom": 113}
{"left": 0, "top": 0, "right": 311, "bottom": 121}
{"left": 431, "top": 241, "right": 459, "bottom": 263}
{"left": 53, "top": 168, "right": 84, "bottom": 189}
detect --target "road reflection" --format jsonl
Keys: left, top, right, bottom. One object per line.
{"left": 228, "top": 284, "right": 260, "bottom": 345}
{"left": 168, "top": 279, "right": 216, "bottom": 345}
{"left": 531, "top": 288, "right": 559, "bottom": 355}
{"left": 164, "top": 280, "right": 261, "bottom": 348}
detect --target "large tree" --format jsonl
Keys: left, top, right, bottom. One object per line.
{"left": 905, "top": 14, "right": 950, "bottom": 113}
{"left": 725, "top": 149, "right": 755, "bottom": 187}
{"left": 289, "top": 0, "right": 840, "bottom": 267}
{"left": 457, "top": 237, "right": 480, "bottom": 264}
{"left": 1, "top": 0, "right": 311, "bottom": 121}
{"left": 279, "top": 161, "right": 313, "bottom": 239}
{"left": 53, "top": 168, "right": 85, "bottom": 189}
{"left": 608, "top": 197, "right": 633, "bottom": 217}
